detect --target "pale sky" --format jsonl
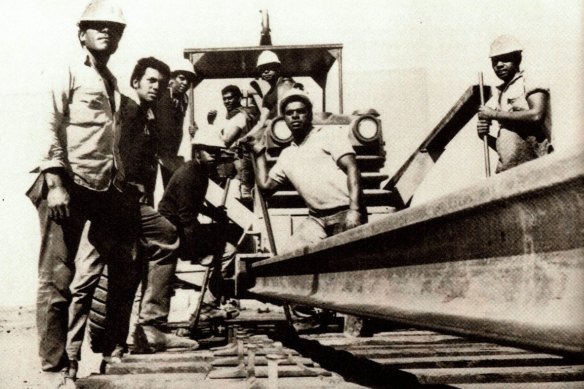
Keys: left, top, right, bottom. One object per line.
{"left": 0, "top": 0, "right": 582, "bottom": 307}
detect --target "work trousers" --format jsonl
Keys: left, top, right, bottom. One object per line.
{"left": 66, "top": 204, "right": 178, "bottom": 358}
{"left": 203, "top": 241, "right": 237, "bottom": 308}
{"left": 137, "top": 204, "right": 180, "bottom": 328}
{"left": 282, "top": 209, "right": 366, "bottom": 253}
{"left": 33, "top": 180, "right": 139, "bottom": 371}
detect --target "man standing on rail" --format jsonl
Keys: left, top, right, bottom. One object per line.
{"left": 477, "top": 35, "right": 552, "bottom": 173}
{"left": 244, "top": 89, "right": 367, "bottom": 251}
{"left": 155, "top": 59, "right": 197, "bottom": 186}
{"left": 25, "top": 0, "right": 135, "bottom": 386}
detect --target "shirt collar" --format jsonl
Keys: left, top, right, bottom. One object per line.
{"left": 290, "top": 126, "right": 318, "bottom": 147}
{"left": 496, "top": 70, "right": 524, "bottom": 91}
{"left": 80, "top": 47, "right": 118, "bottom": 89}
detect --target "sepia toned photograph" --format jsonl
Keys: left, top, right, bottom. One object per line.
{"left": 0, "top": 0, "right": 582, "bottom": 387}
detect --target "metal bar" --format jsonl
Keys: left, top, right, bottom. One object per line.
{"left": 338, "top": 49, "right": 343, "bottom": 113}
{"left": 383, "top": 85, "right": 492, "bottom": 208}
{"left": 251, "top": 153, "right": 278, "bottom": 255}
{"left": 249, "top": 151, "right": 584, "bottom": 355}
{"left": 479, "top": 72, "right": 491, "bottom": 177}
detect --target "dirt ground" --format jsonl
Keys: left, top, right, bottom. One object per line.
{"left": 0, "top": 306, "right": 102, "bottom": 389}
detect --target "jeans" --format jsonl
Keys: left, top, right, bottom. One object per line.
{"left": 137, "top": 204, "right": 180, "bottom": 327}
{"left": 282, "top": 209, "right": 365, "bottom": 253}
{"left": 32, "top": 177, "right": 139, "bottom": 370}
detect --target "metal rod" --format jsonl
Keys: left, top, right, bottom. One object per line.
{"left": 338, "top": 50, "right": 343, "bottom": 113}
{"left": 479, "top": 72, "right": 491, "bottom": 177}
{"left": 188, "top": 178, "right": 232, "bottom": 332}
{"left": 250, "top": 153, "right": 278, "bottom": 255}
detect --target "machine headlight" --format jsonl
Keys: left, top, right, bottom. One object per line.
{"left": 270, "top": 119, "right": 293, "bottom": 144}
{"left": 354, "top": 117, "right": 379, "bottom": 143}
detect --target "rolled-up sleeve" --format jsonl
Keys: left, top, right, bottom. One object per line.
{"left": 39, "top": 65, "right": 70, "bottom": 172}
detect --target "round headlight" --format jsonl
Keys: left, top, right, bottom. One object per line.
{"left": 271, "top": 119, "right": 293, "bottom": 144}
{"left": 355, "top": 118, "right": 379, "bottom": 142}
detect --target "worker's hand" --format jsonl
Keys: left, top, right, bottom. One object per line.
{"left": 188, "top": 122, "right": 198, "bottom": 138}
{"left": 207, "top": 110, "right": 217, "bottom": 125}
{"left": 477, "top": 119, "right": 491, "bottom": 138}
{"left": 344, "top": 209, "right": 363, "bottom": 230}
{"left": 478, "top": 105, "right": 498, "bottom": 121}
{"left": 47, "top": 186, "right": 70, "bottom": 220}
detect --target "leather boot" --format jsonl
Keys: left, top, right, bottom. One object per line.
{"left": 131, "top": 324, "right": 156, "bottom": 354}
{"left": 142, "top": 325, "right": 199, "bottom": 351}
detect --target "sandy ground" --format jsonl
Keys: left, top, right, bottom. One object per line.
{"left": 0, "top": 306, "right": 102, "bottom": 389}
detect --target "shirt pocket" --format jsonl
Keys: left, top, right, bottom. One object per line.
{"left": 68, "top": 87, "right": 109, "bottom": 125}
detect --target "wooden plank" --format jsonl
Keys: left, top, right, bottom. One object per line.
{"left": 373, "top": 353, "right": 563, "bottom": 369}
{"left": 349, "top": 345, "right": 532, "bottom": 359}
{"left": 456, "top": 382, "right": 584, "bottom": 389}
{"left": 313, "top": 334, "right": 466, "bottom": 347}
{"left": 404, "top": 364, "right": 584, "bottom": 385}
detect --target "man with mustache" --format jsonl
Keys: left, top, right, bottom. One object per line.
{"left": 477, "top": 35, "right": 552, "bottom": 173}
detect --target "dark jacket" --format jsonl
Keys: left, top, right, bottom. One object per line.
{"left": 118, "top": 95, "right": 158, "bottom": 200}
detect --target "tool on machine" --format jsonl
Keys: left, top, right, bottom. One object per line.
{"left": 479, "top": 71, "right": 491, "bottom": 177}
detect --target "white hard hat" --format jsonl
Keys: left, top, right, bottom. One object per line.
{"left": 171, "top": 59, "right": 196, "bottom": 81}
{"left": 279, "top": 89, "right": 313, "bottom": 114}
{"left": 79, "top": 0, "right": 126, "bottom": 26}
{"left": 489, "top": 35, "right": 523, "bottom": 57}
{"left": 192, "top": 126, "right": 226, "bottom": 149}
{"left": 256, "top": 50, "right": 281, "bottom": 68}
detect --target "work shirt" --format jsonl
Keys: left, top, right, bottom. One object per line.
{"left": 40, "top": 48, "right": 123, "bottom": 191}
{"left": 486, "top": 70, "right": 552, "bottom": 173}
{"left": 155, "top": 88, "right": 188, "bottom": 159}
{"left": 269, "top": 126, "right": 355, "bottom": 212}
{"left": 223, "top": 106, "right": 255, "bottom": 148}
{"left": 118, "top": 95, "right": 158, "bottom": 200}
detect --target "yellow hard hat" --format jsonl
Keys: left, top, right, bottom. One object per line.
{"left": 279, "top": 89, "right": 313, "bottom": 114}
{"left": 489, "top": 35, "right": 522, "bottom": 57}
{"left": 256, "top": 50, "right": 281, "bottom": 68}
{"left": 79, "top": 0, "right": 126, "bottom": 26}
{"left": 171, "top": 59, "right": 196, "bottom": 81}
{"left": 192, "top": 126, "right": 226, "bottom": 149}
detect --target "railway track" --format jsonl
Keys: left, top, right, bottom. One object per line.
{"left": 77, "top": 308, "right": 584, "bottom": 388}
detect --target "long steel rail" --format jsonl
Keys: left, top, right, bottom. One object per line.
{"left": 248, "top": 150, "right": 584, "bottom": 355}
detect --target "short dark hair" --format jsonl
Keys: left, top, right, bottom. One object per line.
{"left": 221, "top": 85, "right": 242, "bottom": 97}
{"left": 130, "top": 57, "right": 171, "bottom": 87}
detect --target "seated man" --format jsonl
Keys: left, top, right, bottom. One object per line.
{"left": 245, "top": 89, "right": 367, "bottom": 251}
{"left": 154, "top": 127, "right": 241, "bottom": 333}
{"left": 243, "top": 89, "right": 367, "bottom": 332}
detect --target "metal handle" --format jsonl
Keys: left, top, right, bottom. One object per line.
{"left": 479, "top": 72, "right": 491, "bottom": 177}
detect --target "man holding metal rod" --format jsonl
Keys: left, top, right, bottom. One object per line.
{"left": 477, "top": 35, "right": 552, "bottom": 174}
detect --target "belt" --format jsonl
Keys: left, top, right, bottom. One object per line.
{"left": 309, "top": 205, "right": 350, "bottom": 218}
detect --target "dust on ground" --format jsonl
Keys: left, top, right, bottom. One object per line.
{"left": 0, "top": 306, "right": 102, "bottom": 389}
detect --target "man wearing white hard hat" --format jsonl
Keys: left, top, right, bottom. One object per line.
{"left": 156, "top": 58, "right": 197, "bottom": 186}
{"left": 25, "top": 0, "right": 133, "bottom": 385}
{"left": 477, "top": 35, "right": 552, "bottom": 173}
{"left": 244, "top": 51, "right": 297, "bottom": 141}
{"left": 159, "top": 127, "right": 240, "bottom": 322}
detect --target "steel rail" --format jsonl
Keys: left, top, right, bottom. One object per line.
{"left": 249, "top": 150, "right": 584, "bottom": 355}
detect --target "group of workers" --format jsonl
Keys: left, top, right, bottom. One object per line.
{"left": 28, "top": 0, "right": 552, "bottom": 387}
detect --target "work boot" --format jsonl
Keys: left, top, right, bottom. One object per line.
{"left": 100, "top": 345, "right": 125, "bottom": 373}
{"left": 57, "top": 359, "right": 79, "bottom": 389}
{"left": 142, "top": 324, "right": 199, "bottom": 351}
{"left": 131, "top": 324, "right": 156, "bottom": 354}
